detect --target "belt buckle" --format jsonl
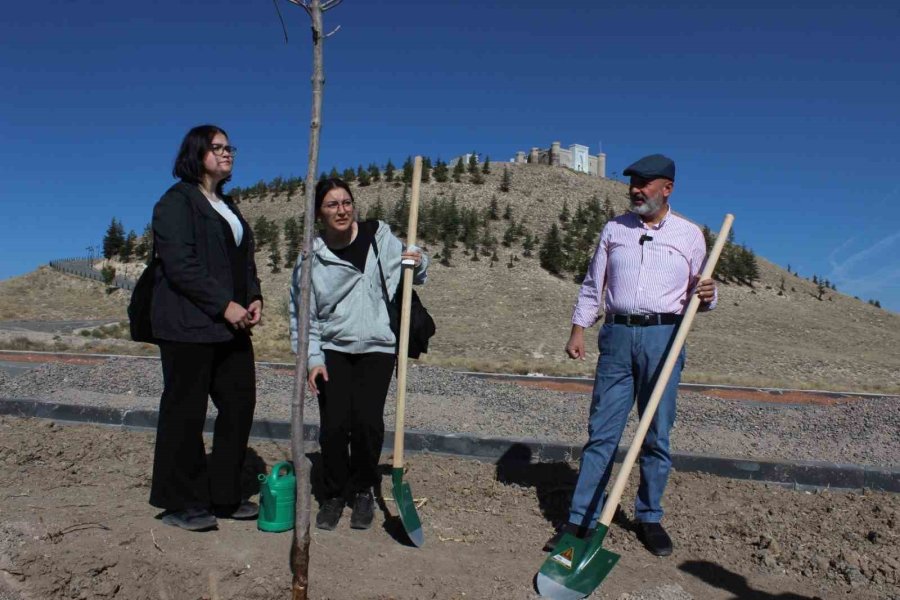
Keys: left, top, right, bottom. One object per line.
{"left": 627, "top": 314, "right": 643, "bottom": 326}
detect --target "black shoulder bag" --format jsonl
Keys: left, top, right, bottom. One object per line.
{"left": 372, "top": 237, "right": 436, "bottom": 358}
{"left": 127, "top": 236, "right": 160, "bottom": 344}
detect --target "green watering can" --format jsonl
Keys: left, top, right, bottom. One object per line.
{"left": 257, "top": 461, "right": 295, "bottom": 533}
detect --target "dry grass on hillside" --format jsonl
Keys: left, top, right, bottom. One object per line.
{"left": 3, "top": 165, "right": 898, "bottom": 393}
{"left": 0, "top": 266, "right": 129, "bottom": 321}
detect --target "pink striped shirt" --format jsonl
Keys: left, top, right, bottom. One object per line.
{"left": 572, "top": 206, "right": 717, "bottom": 328}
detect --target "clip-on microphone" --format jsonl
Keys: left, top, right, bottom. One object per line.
{"left": 639, "top": 234, "right": 654, "bottom": 245}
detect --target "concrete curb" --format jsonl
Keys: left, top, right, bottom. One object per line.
{"left": 1, "top": 397, "right": 897, "bottom": 494}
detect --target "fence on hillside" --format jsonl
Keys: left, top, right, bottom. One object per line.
{"left": 48, "top": 257, "right": 137, "bottom": 291}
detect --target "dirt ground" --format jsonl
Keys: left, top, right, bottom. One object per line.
{"left": 1, "top": 417, "right": 898, "bottom": 600}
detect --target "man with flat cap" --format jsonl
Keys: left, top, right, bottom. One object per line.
{"left": 544, "top": 154, "right": 717, "bottom": 557}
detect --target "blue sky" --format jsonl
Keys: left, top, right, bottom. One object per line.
{"left": 2, "top": 0, "right": 899, "bottom": 311}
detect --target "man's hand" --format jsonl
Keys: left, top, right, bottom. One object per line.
{"left": 307, "top": 365, "right": 328, "bottom": 395}
{"left": 694, "top": 277, "right": 717, "bottom": 304}
{"left": 247, "top": 299, "right": 263, "bottom": 327}
{"left": 224, "top": 301, "right": 250, "bottom": 330}
{"left": 566, "top": 325, "right": 586, "bottom": 360}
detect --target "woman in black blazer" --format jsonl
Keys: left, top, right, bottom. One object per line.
{"left": 149, "top": 124, "right": 263, "bottom": 531}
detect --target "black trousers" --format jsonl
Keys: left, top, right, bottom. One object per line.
{"left": 318, "top": 350, "right": 395, "bottom": 498}
{"left": 150, "top": 334, "right": 256, "bottom": 511}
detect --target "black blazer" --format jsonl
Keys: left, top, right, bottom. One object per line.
{"left": 151, "top": 181, "right": 262, "bottom": 343}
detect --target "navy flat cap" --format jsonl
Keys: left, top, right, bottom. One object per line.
{"left": 623, "top": 154, "right": 675, "bottom": 181}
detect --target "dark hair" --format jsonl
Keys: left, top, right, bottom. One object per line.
{"left": 172, "top": 124, "right": 231, "bottom": 195}
{"left": 315, "top": 178, "right": 354, "bottom": 214}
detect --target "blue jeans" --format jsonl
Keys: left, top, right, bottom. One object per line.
{"left": 567, "top": 322, "right": 684, "bottom": 527}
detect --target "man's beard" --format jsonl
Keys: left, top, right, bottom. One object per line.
{"left": 629, "top": 192, "right": 664, "bottom": 216}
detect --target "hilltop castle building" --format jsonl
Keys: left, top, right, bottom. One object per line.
{"left": 512, "top": 141, "right": 606, "bottom": 178}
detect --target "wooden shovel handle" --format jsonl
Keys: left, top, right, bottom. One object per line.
{"left": 392, "top": 156, "right": 422, "bottom": 470}
{"left": 597, "top": 214, "right": 734, "bottom": 527}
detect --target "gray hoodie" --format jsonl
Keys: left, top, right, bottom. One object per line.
{"left": 289, "top": 220, "right": 429, "bottom": 369}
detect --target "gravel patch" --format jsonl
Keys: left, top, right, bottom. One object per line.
{"left": 0, "top": 357, "right": 898, "bottom": 468}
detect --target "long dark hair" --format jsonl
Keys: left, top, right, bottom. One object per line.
{"left": 172, "top": 124, "right": 231, "bottom": 195}
{"left": 314, "top": 178, "right": 354, "bottom": 214}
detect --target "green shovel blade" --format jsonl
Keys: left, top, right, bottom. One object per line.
{"left": 535, "top": 525, "right": 620, "bottom": 599}
{"left": 392, "top": 467, "right": 424, "bottom": 547}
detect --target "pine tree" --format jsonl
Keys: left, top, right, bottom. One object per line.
{"left": 390, "top": 185, "right": 410, "bottom": 236}
{"left": 268, "top": 235, "right": 282, "bottom": 273}
{"left": 369, "top": 196, "right": 386, "bottom": 221}
{"left": 502, "top": 222, "right": 516, "bottom": 247}
{"left": 384, "top": 159, "right": 396, "bottom": 182}
{"left": 440, "top": 237, "right": 453, "bottom": 267}
{"left": 328, "top": 166, "right": 340, "bottom": 179}
{"left": 489, "top": 195, "right": 500, "bottom": 220}
{"left": 341, "top": 167, "right": 355, "bottom": 182}
{"left": 433, "top": 159, "right": 449, "bottom": 183}
{"left": 421, "top": 157, "right": 432, "bottom": 183}
{"left": 102, "top": 218, "right": 126, "bottom": 260}
{"left": 603, "top": 194, "right": 615, "bottom": 219}
{"left": 254, "top": 216, "right": 273, "bottom": 249}
{"left": 701, "top": 225, "right": 714, "bottom": 252}
{"left": 452, "top": 158, "right": 465, "bottom": 183}
{"left": 100, "top": 264, "right": 116, "bottom": 287}
{"left": 539, "top": 223, "right": 565, "bottom": 274}
{"left": 401, "top": 156, "right": 414, "bottom": 184}
{"left": 283, "top": 217, "right": 301, "bottom": 267}
{"left": 482, "top": 156, "right": 491, "bottom": 174}
{"left": 559, "top": 200, "right": 571, "bottom": 225}
{"left": 368, "top": 163, "right": 381, "bottom": 182}
{"left": 816, "top": 279, "right": 826, "bottom": 300}
{"left": 357, "top": 165, "right": 371, "bottom": 187}
{"left": 499, "top": 167, "right": 511, "bottom": 192}
{"left": 467, "top": 152, "right": 478, "bottom": 174}
{"left": 470, "top": 169, "right": 485, "bottom": 185}
{"left": 503, "top": 203, "right": 512, "bottom": 220}
{"left": 522, "top": 232, "right": 535, "bottom": 257}
{"left": 120, "top": 230, "right": 137, "bottom": 262}
{"left": 134, "top": 222, "right": 152, "bottom": 261}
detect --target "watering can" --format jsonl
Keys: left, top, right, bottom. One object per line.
{"left": 257, "top": 461, "right": 295, "bottom": 533}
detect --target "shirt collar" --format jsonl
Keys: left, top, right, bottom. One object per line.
{"left": 632, "top": 203, "right": 672, "bottom": 230}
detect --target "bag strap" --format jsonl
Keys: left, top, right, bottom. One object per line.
{"left": 371, "top": 236, "right": 392, "bottom": 312}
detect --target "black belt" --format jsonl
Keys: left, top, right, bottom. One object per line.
{"left": 605, "top": 313, "right": 682, "bottom": 326}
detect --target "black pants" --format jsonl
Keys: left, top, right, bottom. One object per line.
{"left": 318, "top": 350, "right": 395, "bottom": 498}
{"left": 150, "top": 335, "right": 256, "bottom": 511}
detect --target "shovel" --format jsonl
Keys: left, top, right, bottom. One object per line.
{"left": 536, "top": 214, "right": 735, "bottom": 599}
{"left": 391, "top": 156, "right": 424, "bottom": 547}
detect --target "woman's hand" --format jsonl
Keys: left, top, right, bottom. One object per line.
{"left": 307, "top": 366, "right": 328, "bottom": 395}
{"left": 224, "top": 301, "right": 251, "bottom": 329}
{"left": 247, "top": 299, "right": 263, "bottom": 327}
{"left": 401, "top": 247, "right": 423, "bottom": 267}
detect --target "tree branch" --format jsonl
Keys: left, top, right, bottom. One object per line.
{"left": 272, "top": 0, "right": 290, "bottom": 43}
{"left": 285, "top": 0, "right": 312, "bottom": 18}
{"left": 321, "top": 0, "right": 343, "bottom": 11}
{"left": 324, "top": 24, "right": 341, "bottom": 37}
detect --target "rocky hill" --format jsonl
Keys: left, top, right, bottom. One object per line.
{"left": 2, "top": 163, "right": 898, "bottom": 393}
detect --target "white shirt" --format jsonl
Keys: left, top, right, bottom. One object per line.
{"left": 206, "top": 196, "right": 244, "bottom": 246}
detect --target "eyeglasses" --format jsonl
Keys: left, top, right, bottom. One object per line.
{"left": 210, "top": 144, "right": 237, "bottom": 156}
{"left": 321, "top": 199, "right": 353, "bottom": 211}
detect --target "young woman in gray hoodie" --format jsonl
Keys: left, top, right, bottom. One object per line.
{"left": 290, "top": 178, "right": 429, "bottom": 531}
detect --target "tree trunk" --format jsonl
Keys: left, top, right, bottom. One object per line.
{"left": 290, "top": 1, "right": 325, "bottom": 598}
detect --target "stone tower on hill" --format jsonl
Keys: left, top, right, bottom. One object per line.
{"left": 512, "top": 141, "right": 606, "bottom": 178}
